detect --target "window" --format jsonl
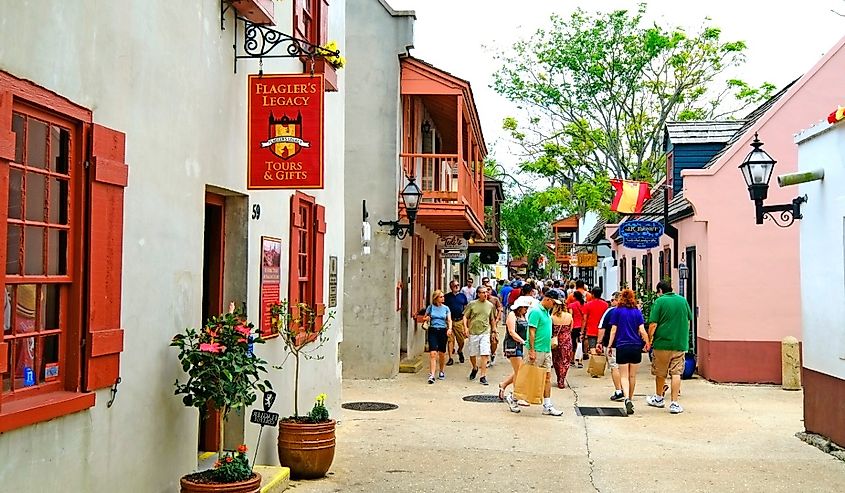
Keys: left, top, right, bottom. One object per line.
{"left": 411, "top": 235, "right": 425, "bottom": 314}
{"left": 0, "top": 75, "right": 127, "bottom": 431}
{"left": 631, "top": 257, "right": 637, "bottom": 291}
{"left": 620, "top": 257, "right": 627, "bottom": 288}
{"left": 645, "top": 252, "right": 653, "bottom": 290}
{"left": 662, "top": 247, "right": 671, "bottom": 283}
{"left": 289, "top": 192, "right": 326, "bottom": 325}
{"left": 293, "top": 0, "right": 337, "bottom": 92}
{"left": 658, "top": 251, "right": 665, "bottom": 282}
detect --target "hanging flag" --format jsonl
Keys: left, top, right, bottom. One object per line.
{"left": 827, "top": 106, "right": 845, "bottom": 124}
{"left": 610, "top": 179, "right": 651, "bottom": 214}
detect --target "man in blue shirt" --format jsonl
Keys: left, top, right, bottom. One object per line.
{"left": 444, "top": 280, "right": 468, "bottom": 365}
{"left": 500, "top": 280, "right": 513, "bottom": 313}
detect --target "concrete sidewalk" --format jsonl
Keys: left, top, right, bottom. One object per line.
{"left": 289, "top": 356, "right": 845, "bottom": 492}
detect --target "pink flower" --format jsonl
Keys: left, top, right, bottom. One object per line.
{"left": 237, "top": 338, "right": 247, "bottom": 343}
{"left": 235, "top": 325, "right": 252, "bottom": 337}
{"left": 199, "top": 342, "right": 226, "bottom": 353}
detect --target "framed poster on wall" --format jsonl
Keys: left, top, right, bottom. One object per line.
{"left": 260, "top": 236, "right": 282, "bottom": 338}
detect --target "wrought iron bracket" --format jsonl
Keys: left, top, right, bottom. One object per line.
{"left": 378, "top": 220, "right": 414, "bottom": 240}
{"left": 230, "top": 15, "right": 340, "bottom": 74}
{"left": 756, "top": 195, "right": 808, "bottom": 228}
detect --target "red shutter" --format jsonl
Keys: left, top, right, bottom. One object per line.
{"left": 313, "top": 204, "right": 326, "bottom": 326}
{"left": 0, "top": 91, "right": 13, "bottom": 409}
{"left": 289, "top": 194, "right": 303, "bottom": 307}
{"left": 292, "top": 0, "right": 307, "bottom": 40}
{"left": 318, "top": 0, "right": 329, "bottom": 46}
{"left": 85, "top": 124, "right": 128, "bottom": 391}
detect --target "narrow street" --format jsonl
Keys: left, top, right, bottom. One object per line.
{"left": 290, "top": 359, "right": 845, "bottom": 492}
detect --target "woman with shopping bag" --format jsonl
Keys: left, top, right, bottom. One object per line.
{"left": 603, "top": 289, "right": 651, "bottom": 415}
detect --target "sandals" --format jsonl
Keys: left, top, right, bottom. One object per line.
{"left": 498, "top": 384, "right": 505, "bottom": 401}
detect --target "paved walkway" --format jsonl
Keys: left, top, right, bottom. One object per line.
{"left": 290, "top": 355, "right": 845, "bottom": 492}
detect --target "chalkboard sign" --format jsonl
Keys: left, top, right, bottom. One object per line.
{"left": 250, "top": 409, "right": 280, "bottom": 427}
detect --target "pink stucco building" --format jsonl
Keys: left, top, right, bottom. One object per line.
{"left": 607, "top": 35, "right": 845, "bottom": 383}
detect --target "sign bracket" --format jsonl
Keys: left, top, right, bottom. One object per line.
{"left": 231, "top": 16, "right": 340, "bottom": 74}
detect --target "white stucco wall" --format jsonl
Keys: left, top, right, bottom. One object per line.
{"left": 796, "top": 120, "right": 845, "bottom": 380}
{"left": 0, "top": 1, "right": 345, "bottom": 490}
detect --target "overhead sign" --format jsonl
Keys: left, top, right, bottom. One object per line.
{"left": 619, "top": 220, "right": 664, "bottom": 250}
{"left": 441, "top": 250, "right": 467, "bottom": 261}
{"left": 248, "top": 74, "right": 324, "bottom": 189}
{"left": 576, "top": 252, "right": 597, "bottom": 267}
{"left": 437, "top": 236, "right": 468, "bottom": 250}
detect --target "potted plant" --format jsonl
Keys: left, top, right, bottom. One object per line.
{"left": 171, "top": 307, "right": 273, "bottom": 492}
{"left": 270, "top": 301, "right": 335, "bottom": 479}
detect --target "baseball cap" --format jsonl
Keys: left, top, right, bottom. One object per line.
{"left": 543, "top": 289, "right": 564, "bottom": 305}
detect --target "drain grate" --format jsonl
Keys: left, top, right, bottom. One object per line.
{"left": 576, "top": 406, "right": 628, "bottom": 417}
{"left": 342, "top": 401, "right": 399, "bottom": 412}
{"left": 462, "top": 394, "right": 502, "bottom": 403}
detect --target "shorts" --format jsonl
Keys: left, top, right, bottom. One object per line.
{"left": 467, "top": 333, "right": 491, "bottom": 357}
{"left": 525, "top": 350, "right": 552, "bottom": 372}
{"left": 651, "top": 349, "right": 686, "bottom": 377}
{"left": 449, "top": 321, "right": 466, "bottom": 346}
{"left": 586, "top": 336, "right": 598, "bottom": 350}
{"left": 427, "top": 328, "right": 448, "bottom": 353}
{"left": 607, "top": 352, "right": 619, "bottom": 370}
{"left": 615, "top": 345, "right": 643, "bottom": 365}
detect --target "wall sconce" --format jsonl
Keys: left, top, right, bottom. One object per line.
{"left": 738, "top": 133, "right": 807, "bottom": 228}
{"left": 678, "top": 261, "right": 689, "bottom": 280}
{"left": 379, "top": 176, "right": 423, "bottom": 239}
{"left": 422, "top": 120, "right": 432, "bottom": 135}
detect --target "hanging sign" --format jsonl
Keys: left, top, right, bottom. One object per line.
{"left": 328, "top": 256, "right": 338, "bottom": 308}
{"left": 619, "top": 220, "right": 664, "bottom": 249}
{"left": 441, "top": 250, "right": 467, "bottom": 261}
{"left": 577, "top": 252, "right": 598, "bottom": 267}
{"left": 437, "top": 236, "right": 469, "bottom": 251}
{"left": 248, "top": 74, "right": 324, "bottom": 189}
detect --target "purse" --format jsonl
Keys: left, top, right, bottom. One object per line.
{"left": 550, "top": 329, "right": 559, "bottom": 349}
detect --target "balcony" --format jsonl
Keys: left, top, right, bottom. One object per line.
{"left": 552, "top": 215, "right": 579, "bottom": 265}
{"left": 470, "top": 178, "right": 504, "bottom": 254}
{"left": 399, "top": 56, "right": 488, "bottom": 237}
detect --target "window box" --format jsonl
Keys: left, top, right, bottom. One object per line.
{"left": 229, "top": 0, "right": 275, "bottom": 25}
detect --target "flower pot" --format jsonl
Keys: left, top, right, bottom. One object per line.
{"left": 180, "top": 472, "right": 261, "bottom": 493}
{"left": 277, "top": 419, "right": 336, "bottom": 479}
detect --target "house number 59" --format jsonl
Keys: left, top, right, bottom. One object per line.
{"left": 252, "top": 204, "right": 261, "bottom": 220}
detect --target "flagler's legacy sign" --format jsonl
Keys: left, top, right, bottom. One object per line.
{"left": 619, "top": 220, "right": 664, "bottom": 249}
{"left": 248, "top": 74, "right": 324, "bottom": 189}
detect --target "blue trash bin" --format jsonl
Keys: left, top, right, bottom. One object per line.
{"left": 681, "top": 352, "right": 696, "bottom": 380}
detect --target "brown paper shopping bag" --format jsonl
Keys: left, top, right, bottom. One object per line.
{"left": 513, "top": 363, "right": 546, "bottom": 404}
{"left": 587, "top": 353, "right": 608, "bottom": 377}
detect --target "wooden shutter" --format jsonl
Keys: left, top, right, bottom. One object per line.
{"left": 318, "top": 0, "right": 329, "bottom": 46}
{"left": 314, "top": 204, "right": 326, "bottom": 326}
{"left": 292, "top": 0, "right": 307, "bottom": 40}
{"left": 0, "top": 91, "right": 13, "bottom": 408}
{"left": 289, "top": 194, "right": 304, "bottom": 307}
{"left": 85, "top": 124, "right": 128, "bottom": 391}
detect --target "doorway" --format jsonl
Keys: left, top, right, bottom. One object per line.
{"left": 400, "top": 247, "right": 409, "bottom": 355}
{"left": 199, "top": 192, "right": 225, "bottom": 452}
{"left": 685, "top": 247, "right": 698, "bottom": 354}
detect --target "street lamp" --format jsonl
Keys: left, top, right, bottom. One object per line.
{"left": 678, "top": 261, "right": 689, "bottom": 280}
{"left": 379, "top": 176, "right": 423, "bottom": 239}
{"left": 738, "top": 133, "right": 807, "bottom": 228}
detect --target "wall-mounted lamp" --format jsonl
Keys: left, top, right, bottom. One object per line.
{"left": 378, "top": 176, "right": 423, "bottom": 239}
{"left": 422, "top": 120, "right": 432, "bottom": 135}
{"left": 678, "top": 261, "right": 689, "bottom": 280}
{"left": 738, "top": 133, "right": 807, "bottom": 228}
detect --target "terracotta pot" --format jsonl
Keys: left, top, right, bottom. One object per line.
{"left": 180, "top": 472, "right": 261, "bottom": 493}
{"left": 277, "top": 420, "right": 336, "bottom": 479}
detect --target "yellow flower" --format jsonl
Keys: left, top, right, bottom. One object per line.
{"left": 316, "top": 393, "right": 327, "bottom": 402}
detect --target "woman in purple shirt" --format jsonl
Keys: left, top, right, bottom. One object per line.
{"left": 607, "top": 289, "right": 651, "bottom": 415}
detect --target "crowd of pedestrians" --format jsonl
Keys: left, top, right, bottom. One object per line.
{"left": 421, "top": 274, "right": 693, "bottom": 416}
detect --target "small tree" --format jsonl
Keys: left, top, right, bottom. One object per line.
{"left": 270, "top": 301, "right": 333, "bottom": 418}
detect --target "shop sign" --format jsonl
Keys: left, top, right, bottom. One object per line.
{"left": 328, "top": 256, "right": 338, "bottom": 308}
{"left": 248, "top": 74, "right": 325, "bottom": 189}
{"left": 437, "top": 235, "right": 468, "bottom": 250}
{"left": 577, "top": 252, "right": 598, "bottom": 267}
{"left": 441, "top": 250, "right": 467, "bottom": 261}
{"left": 619, "top": 220, "right": 664, "bottom": 249}
{"left": 260, "top": 237, "right": 282, "bottom": 338}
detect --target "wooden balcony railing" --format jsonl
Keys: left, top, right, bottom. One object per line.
{"left": 401, "top": 153, "right": 484, "bottom": 225}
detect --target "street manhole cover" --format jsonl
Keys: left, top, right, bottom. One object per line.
{"left": 462, "top": 394, "right": 501, "bottom": 403}
{"left": 576, "top": 406, "right": 627, "bottom": 417}
{"left": 342, "top": 401, "right": 398, "bottom": 411}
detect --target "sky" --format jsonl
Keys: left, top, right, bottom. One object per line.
{"left": 385, "top": 0, "right": 845, "bottom": 170}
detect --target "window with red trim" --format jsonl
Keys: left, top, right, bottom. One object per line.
{"left": 0, "top": 74, "right": 127, "bottom": 432}
{"left": 289, "top": 192, "right": 326, "bottom": 324}
{"left": 293, "top": 0, "right": 337, "bottom": 92}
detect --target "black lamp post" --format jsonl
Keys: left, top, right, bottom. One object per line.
{"left": 379, "top": 176, "right": 423, "bottom": 239}
{"left": 738, "top": 133, "right": 807, "bottom": 228}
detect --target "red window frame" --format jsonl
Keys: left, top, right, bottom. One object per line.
{"left": 0, "top": 73, "right": 127, "bottom": 432}
{"left": 293, "top": 0, "right": 337, "bottom": 92}
{"left": 289, "top": 192, "right": 326, "bottom": 327}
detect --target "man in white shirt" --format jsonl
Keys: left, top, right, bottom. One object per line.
{"left": 461, "top": 278, "right": 477, "bottom": 301}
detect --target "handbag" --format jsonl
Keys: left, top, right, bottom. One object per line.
{"left": 550, "top": 328, "right": 559, "bottom": 349}
{"left": 503, "top": 338, "right": 519, "bottom": 357}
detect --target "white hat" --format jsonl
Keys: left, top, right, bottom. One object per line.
{"left": 511, "top": 297, "right": 533, "bottom": 310}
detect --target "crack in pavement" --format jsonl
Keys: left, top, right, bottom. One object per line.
{"left": 566, "top": 377, "right": 601, "bottom": 493}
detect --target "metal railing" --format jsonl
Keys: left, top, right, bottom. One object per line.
{"left": 400, "top": 153, "right": 484, "bottom": 223}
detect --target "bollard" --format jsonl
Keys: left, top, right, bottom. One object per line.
{"left": 781, "top": 336, "right": 801, "bottom": 390}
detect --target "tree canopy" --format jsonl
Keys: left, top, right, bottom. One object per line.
{"left": 492, "top": 3, "right": 775, "bottom": 217}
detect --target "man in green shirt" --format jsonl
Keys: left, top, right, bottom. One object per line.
{"left": 645, "top": 281, "right": 692, "bottom": 414}
{"left": 463, "top": 287, "right": 496, "bottom": 385}
{"left": 525, "top": 289, "right": 565, "bottom": 416}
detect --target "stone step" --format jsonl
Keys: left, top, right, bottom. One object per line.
{"left": 255, "top": 465, "right": 290, "bottom": 493}
{"left": 399, "top": 355, "right": 424, "bottom": 373}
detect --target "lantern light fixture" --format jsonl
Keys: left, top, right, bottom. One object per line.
{"left": 738, "top": 133, "right": 807, "bottom": 228}
{"left": 379, "top": 176, "right": 423, "bottom": 239}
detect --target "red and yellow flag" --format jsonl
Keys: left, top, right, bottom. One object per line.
{"left": 827, "top": 106, "right": 845, "bottom": 124}
{"left": 610, "top": 179, "right": 651, "bottom": 214}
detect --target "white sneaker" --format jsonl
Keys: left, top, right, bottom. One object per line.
{"left": 505, "top": 394, "right": 521, "bottom": 413}
{"left": 516, "top": 399, "right": 530, "bottom": 407}
{"left": 646, "top": 395, "right": 665, "bottom": 408}
{"left": 669, "top": 401, "right": 684, "bottom": 414}
{"left": 542, "top": 405, "right": 563, "bottom": 416}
